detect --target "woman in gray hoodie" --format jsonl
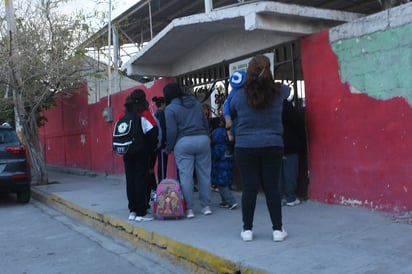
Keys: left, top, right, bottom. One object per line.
{"left": 163, "top": 83, "right": 212, "bottom": 219}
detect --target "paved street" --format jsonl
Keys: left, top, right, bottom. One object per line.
{"left": 0, "top": 194, "right": 189, "bottom": 274}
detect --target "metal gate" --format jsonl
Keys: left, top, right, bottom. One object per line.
{"left": 175, "top": 40, "right": 309, "bottom": 199}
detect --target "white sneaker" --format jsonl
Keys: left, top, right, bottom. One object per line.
{"left": 229, "top": 203, "right": 238, "bottom": 210}
{"left": 273, "top": 227, "right": 288, "bottom": 242}
{"left": 135, "top": 214, "right": 154, "bottom": 222}
{"left": 186, "top": 209, "right": 195, "bottom": 219}
{"left": 240, "top": 230, "right": 253, "bottom": 241}
{"left": 128, "top": 212, "right": 137, "bottom": 221}
{"left": 201, "top": 206, "right": 212, "bottom": 215}
{"left": 286, "top": 198, "right": 301, "bottom": 207}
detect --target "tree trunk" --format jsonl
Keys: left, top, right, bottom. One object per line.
{"left": 6, "top": 2, "right": 49, "bottom": 185}
{"left": 23, "top": 113, "right": 49, "bottom": 185}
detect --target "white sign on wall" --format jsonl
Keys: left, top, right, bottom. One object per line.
{"left": 229, "top": 52, "right": 274, "bottom": 76}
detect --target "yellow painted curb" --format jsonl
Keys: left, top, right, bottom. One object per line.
{"left": 32, "top": 188, "right": 267, "bottom": 274}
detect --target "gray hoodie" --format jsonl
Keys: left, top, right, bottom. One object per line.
{"left": 165, "top": 95, "right": 209, "bottom": 152}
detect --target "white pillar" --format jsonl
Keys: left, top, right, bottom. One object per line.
{"left": 4, "top": 0, "right": 23, "bottom": 137}
{"left": 107, "top": 0, "right": 112, "bottom": 107}
{"left": 204, "top": 0, "right": 213, "bottom": 13}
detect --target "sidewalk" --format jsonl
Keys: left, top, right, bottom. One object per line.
{"left": 32, "top": 168, "right": 412, "bottom": 274}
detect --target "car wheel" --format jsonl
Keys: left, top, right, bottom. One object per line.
{"left": 17, "top": 189, "right": 31, "bottom": 203}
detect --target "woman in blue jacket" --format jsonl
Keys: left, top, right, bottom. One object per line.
{"left": 230, "top": 55, "right": 290, "bottom": 242}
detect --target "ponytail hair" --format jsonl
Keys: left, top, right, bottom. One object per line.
{"left": 124, "top": 89, "right": 149, "bottom": 114}
{"left": 244, "top": 55, "right": 281, "bottom": 110}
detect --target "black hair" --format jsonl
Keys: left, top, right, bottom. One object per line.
{"left": 210, "top": 116, "right": 225, "bottom": 130}
{"left": 124, "top": 89, "right": 148, "bottom": 114}
{"left": 152, "top": 96, "right": 166, "bottom": 107}
{"left": 163, "top": 83, "right": 184, "bottom": 105}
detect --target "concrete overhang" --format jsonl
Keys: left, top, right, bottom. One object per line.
{"left": 122, "top": 1, "right": 363, "bottom": 78}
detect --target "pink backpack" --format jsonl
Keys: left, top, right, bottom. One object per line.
{"left": 154, "top": 178, "right": 186, "bottom": 220}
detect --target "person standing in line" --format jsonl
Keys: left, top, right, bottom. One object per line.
{"left": 202, "top": 103, "right": 216, "bottom": 192}
{"left": 202, "top": 104, "right": 212, "bottom": 128}
{"left": 280, "top": 98, "right": 306, "bottom": 207}
{"left": 121, "top": 89, "right": 159, "bottom": 222}
{"left": 230, "top": 55, "right": 291, "bottom": 242}
{"left": 222, "top": 69, "right": 246, "bottom": 157}
{"left": 163, "top": 82, "right": 212, "bottom": 219}
{"left": 152, "top": 96, "right": 168, "bottom": 182}
{"left": 210, "top": 117, "right": 238, "bottom": 209}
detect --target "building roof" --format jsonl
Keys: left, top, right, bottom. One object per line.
{"left": 84, "top": 0, "right": 388, "bottom": 78}
{"left": 87, "top": 0, "right": 384, "bottom": 48}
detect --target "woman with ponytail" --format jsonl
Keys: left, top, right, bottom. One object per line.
{"left": 230, "top": 55, "right": 291, "bottom": 242}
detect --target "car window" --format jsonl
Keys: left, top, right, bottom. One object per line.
{"left": 0, "top": 130, "right": 19, "bottom": 144}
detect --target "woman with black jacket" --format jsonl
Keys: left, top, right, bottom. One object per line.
{"left": 120, "top": 89, "right": 158, "bottom": 222}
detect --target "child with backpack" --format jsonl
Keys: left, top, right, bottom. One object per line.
{"left": 152, "top": 96, "right": 168, "bottom": 182}
{"left": 115, "top": 89, "right": 159, "bottom": 222}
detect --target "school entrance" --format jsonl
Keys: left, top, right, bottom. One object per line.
{"left": 175, "top": 41, "right": 309, "bottom": 200}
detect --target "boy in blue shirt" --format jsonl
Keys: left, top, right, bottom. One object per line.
{"left": 223, "top": 70, "right": 246, "bottom": 157}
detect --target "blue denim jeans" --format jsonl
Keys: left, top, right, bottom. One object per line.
{"left": 235, "top": 146, "right": 283, "bottom": 231}
{"left": 280, "top": 153, "right": 299, "bottom": 203}
{"left": 174, "top": 135, "right": 211, "bottom": 210}
{"left": 217, "top": 185, "right": 237, "bottom": 206}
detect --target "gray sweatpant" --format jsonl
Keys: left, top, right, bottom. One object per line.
{"left": 174, "top": 135, "right": 211, "bottom": 210}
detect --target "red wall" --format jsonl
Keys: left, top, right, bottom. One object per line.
{"left": 42, "top": 31, "right": 412, "bottom": 213}
{"left": 42, "top": 78, "right": 175, "bottom": 177}
{"left": 301, "top": 31, "right": 412, "bottom": 213}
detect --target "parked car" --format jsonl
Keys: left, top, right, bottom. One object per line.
{"left": 0, "top": 123, "right": 31, "bottom": 203}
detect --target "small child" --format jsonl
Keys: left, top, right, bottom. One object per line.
{"left": 210, "top": 117, "right": 238, "bottom": 209}
{"left": 222, "top": 70, "right": 246, "bottom": 157}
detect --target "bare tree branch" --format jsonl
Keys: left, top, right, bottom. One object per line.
{"left": 0, "top": 0, "right": 103, "bottom": 184}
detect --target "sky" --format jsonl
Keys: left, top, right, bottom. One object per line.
{"left": 0, "top": 0, "right": 139, "bottom": 64}
{"left": 59, "top": 0, "right": 140, "bottom": 63}
{"left": 59, "top": 0, "right": 138, "bottom": 27}
{"left": 60, "top": 0, "right": 137, "bottom": 17}
{"left": 3, "top": 0, "right": 138, "bottom": 29}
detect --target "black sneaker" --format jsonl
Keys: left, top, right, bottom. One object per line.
{"left": 219, "top": 202, "right": 230, "bottom": 208}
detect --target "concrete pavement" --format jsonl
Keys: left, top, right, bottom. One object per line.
{"left": 32, "top": 167, "right": 412, "bottom": 274}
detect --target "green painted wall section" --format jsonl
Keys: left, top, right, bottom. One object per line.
{"left": 331, "top": 24, "right": 412, "bottom": 106}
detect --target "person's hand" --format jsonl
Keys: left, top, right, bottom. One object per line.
{"left": 225, "top": 119, "right": 232, "bottom": 129}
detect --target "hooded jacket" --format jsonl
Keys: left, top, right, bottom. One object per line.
{"left": 164, "top": 95, "right": 209, "bottom": 152}
{"left": 230, "top": 84, "right": 291, "bottom": 148}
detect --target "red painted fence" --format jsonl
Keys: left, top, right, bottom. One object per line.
{"left": 41, "top": 78, "right": 176, "bottom": 178}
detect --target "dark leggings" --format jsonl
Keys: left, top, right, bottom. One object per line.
{"left": 123, "top": 152, "right": 149, "bottom": 216}
{"left": 235, "top": 146, "right": 283, "bottom": 231}
{"left": 156, "top": 149, "right": 168, "bottom": 182}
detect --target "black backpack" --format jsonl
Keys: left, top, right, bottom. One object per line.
{"left": 112, "top": 112, "right": 143, "bottom": 155}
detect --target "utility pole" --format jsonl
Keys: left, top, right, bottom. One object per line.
{"left": 4, "top": 0, "right": 25, "bottom": 140}
{"left": 103, "top": 0, "right": 113, "bottom": 122}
